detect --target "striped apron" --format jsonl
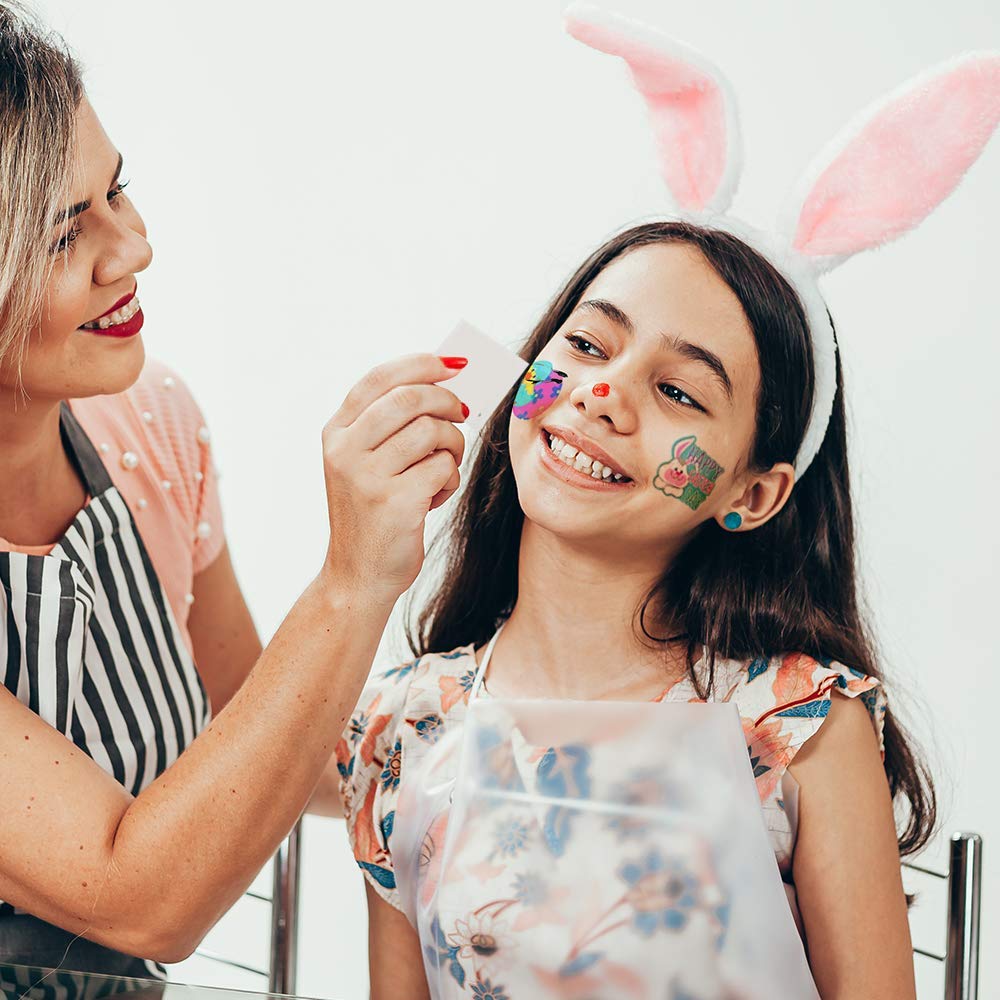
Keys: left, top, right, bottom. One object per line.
{"left": 0, "top": 403, "right": 211, "bottom": 980}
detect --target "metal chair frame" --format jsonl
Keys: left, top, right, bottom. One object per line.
{"left": 194, "top": 819, "right": 303, "bottom": 995}
{"left": 905, "top": 831, "right": 982, "bottom": 1000}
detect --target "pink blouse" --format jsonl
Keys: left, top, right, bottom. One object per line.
{"left": 0, "top": 359, "right": 225, "bottom": 658}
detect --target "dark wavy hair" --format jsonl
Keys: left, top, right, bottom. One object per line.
{"left": 407, "top": 220, "right": 935, "bottom": 857}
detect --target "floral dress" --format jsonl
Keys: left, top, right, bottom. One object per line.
{"left": 337, "top": 645, "right": 886, "bottom": 997}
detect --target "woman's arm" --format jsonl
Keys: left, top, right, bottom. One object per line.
{"left": 0, "top": 353, "right": 467, "bottom": 963}
{"left": 187, "top": 526, "right": 343, "bottom": 818}
{"left": 0, "top": 574, "right": 388, "bottom": 964}
{"left": 366, "top": 882, "right": 430, "bottom": 1000}
{"left": 788, "top": 694, "right": 916, "bottom": 999}
{"left": 187, "top": 544, "right": 262, "bottom": 715}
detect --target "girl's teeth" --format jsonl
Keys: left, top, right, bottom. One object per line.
{"left": 546, "top": 433, "right": 627, "bottom": 483}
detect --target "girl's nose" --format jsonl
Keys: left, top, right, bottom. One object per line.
{"left": 570, "top": 378, "right": 638, "bottom": 433}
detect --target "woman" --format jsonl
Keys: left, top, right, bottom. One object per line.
{"left": 0, "top": 4, "right": 469, "bottom": 978}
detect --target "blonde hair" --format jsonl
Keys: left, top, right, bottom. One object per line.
{"left": 0, "top": 1, "right": 82, "bottom": 382}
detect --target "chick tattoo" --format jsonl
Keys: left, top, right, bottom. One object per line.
{"left": 513, "top": 359, "right": 569, "bottom": 420}
{"left": 653, "top": 435, "right": 725, "bottom": 510}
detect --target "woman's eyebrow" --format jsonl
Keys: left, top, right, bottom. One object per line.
{"left": 52, "top": 153, "right": 124, "bottom": 225}
{"left": 576, "top": 297, "right": 734, "bottom": 400}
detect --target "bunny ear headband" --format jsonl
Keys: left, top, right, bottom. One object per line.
{"left": 565, "top": 2, "right": 1000, "bottom": 479}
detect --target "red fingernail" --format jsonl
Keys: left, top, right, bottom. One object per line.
{"left": 440, "top": 356, "right": 468, "bottom": 369}
{"left": 461, "top": 402, "right": 470, "bottom": 419}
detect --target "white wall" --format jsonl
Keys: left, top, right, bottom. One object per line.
{"left": 33, "top": 1, "right": 999, "bottom": 997}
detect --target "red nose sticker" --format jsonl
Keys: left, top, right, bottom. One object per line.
{"left": 592, "top": 383, "right": 610, "bottom": 397}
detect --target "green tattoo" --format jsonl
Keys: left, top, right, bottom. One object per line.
{"left": 653, "top": 435, "right": 725, "bottom": 510}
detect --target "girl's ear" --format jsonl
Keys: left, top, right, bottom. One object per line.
{"left": 719, "top": 462, "right": 795, "bottom": 532}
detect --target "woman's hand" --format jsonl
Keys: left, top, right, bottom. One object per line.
{"left": 0, "top": 358, "right": 470, "bottom": 963}
{"left": 321, "top": 353, "right": 468, "bottom": 604}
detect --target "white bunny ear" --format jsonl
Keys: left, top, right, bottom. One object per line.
{"left": 565, "top": 2, "right": 742, "bottom": 214}
{"left": 781, "top": 52, "right": 1000, "bottom": 273}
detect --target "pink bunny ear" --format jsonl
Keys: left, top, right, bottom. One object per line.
{"left": 565, "top": 2, "right": 742, "bottom": 214}
{"left": 782, "top": 52, "right": 1000, "bottom": 271}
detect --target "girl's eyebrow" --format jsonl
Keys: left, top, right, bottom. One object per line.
{"left": 52, "top": 153, "right": 124, "bottom": 225}
{"left": 662, "top": 334, "right": 734, "bottom": 401}
{"left": 576, "top": 297, "right": 734, "bottom": 401}
{"left": 578, "top": 297, "right": 635, "bottom": 334}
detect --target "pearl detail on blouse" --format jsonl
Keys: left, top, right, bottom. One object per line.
{"left": 162, "top": 479, "right": 172, "bottom": 491}
{"left": 196, "top": 520, "right": 212, "bottom": 540}
{"left": 120, "top": 451, "right": 139, "bottom": 471}
{"left": 99, "top": 442, "right": 110, "bottom": 454}
{"left": 163, "top": 376, "right": 175, "bottom": 389}
{"left": 137, "top": 498, "right": 148, "bottom": 510}
{"left": 142, "top": 410, "right": 154, "bottom": 424}
{"left": 197, "top": 426, "right": 211, "bottom": 445}
{"left": 184, "top": 593, "right": 195, "bottom": 606}
{"left": 194, "top": 470, "right": 204, "bottom": 483}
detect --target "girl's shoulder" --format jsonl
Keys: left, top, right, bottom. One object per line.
{"left": 342, "top": 643, "right": 480, "bottom": 749}
{"left": 708, "top": 651, "right": 888, "bottom": 804}
{"left": 339, "top": 644, "right": 480, "bottom": 761}
{"left": 335, "top": 644, "right": 478, "bottom": 908}
{"left": 714, "top": 651, "right": 886, "bottom": 740}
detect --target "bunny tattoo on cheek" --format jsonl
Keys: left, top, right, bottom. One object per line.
{"left": 653, "top": 435, "right": 725, "bottom": 511}
{"left": 513, "top": 359, "right": 569, "bottom": 420}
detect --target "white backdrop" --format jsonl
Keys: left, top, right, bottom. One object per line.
{"left": 32, "top": 1, "right": 999, "bottom": 997}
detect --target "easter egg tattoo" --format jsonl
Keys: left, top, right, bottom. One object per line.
{"left": 513, "top": 359, "right": 569, "bottom": 420}
{"left": 653, "top": 435, "right": 725, "bottom": 510}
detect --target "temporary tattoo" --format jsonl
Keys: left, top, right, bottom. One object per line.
{"left": 513, "top": 359, "right": 568, "bottom": 420}
{"left": 653, "top": 435, "right": 725, "bottom": 510}
{"left": 592, "top": 382, "right": 610, "bottom": 397}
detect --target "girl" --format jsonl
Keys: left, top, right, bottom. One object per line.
{"left": 338, "top": 221, "right": 936, "bottom": 999}
{"left": 338, "top": 6, "right": 999, "bottom": 992}
{"left": 0, "top": 3, "right": 468, "bottom": 977}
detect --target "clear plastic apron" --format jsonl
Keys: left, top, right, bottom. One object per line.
{"left": 393, "top": 627, "right": 820, "bottom": 999}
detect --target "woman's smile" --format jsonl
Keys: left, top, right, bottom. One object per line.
{"left": 79, "top": 286, "right": 144, "bottom": 338}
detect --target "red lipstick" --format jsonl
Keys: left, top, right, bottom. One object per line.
{"left": 80, "top": 285, "right": 144, "bottom": 339}
{"left": 94, "top": 290, "right": 135, "bottom": 320}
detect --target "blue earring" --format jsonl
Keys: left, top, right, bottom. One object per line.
{"left": 723, "top": 511, "right": 742, "bottom": 531}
